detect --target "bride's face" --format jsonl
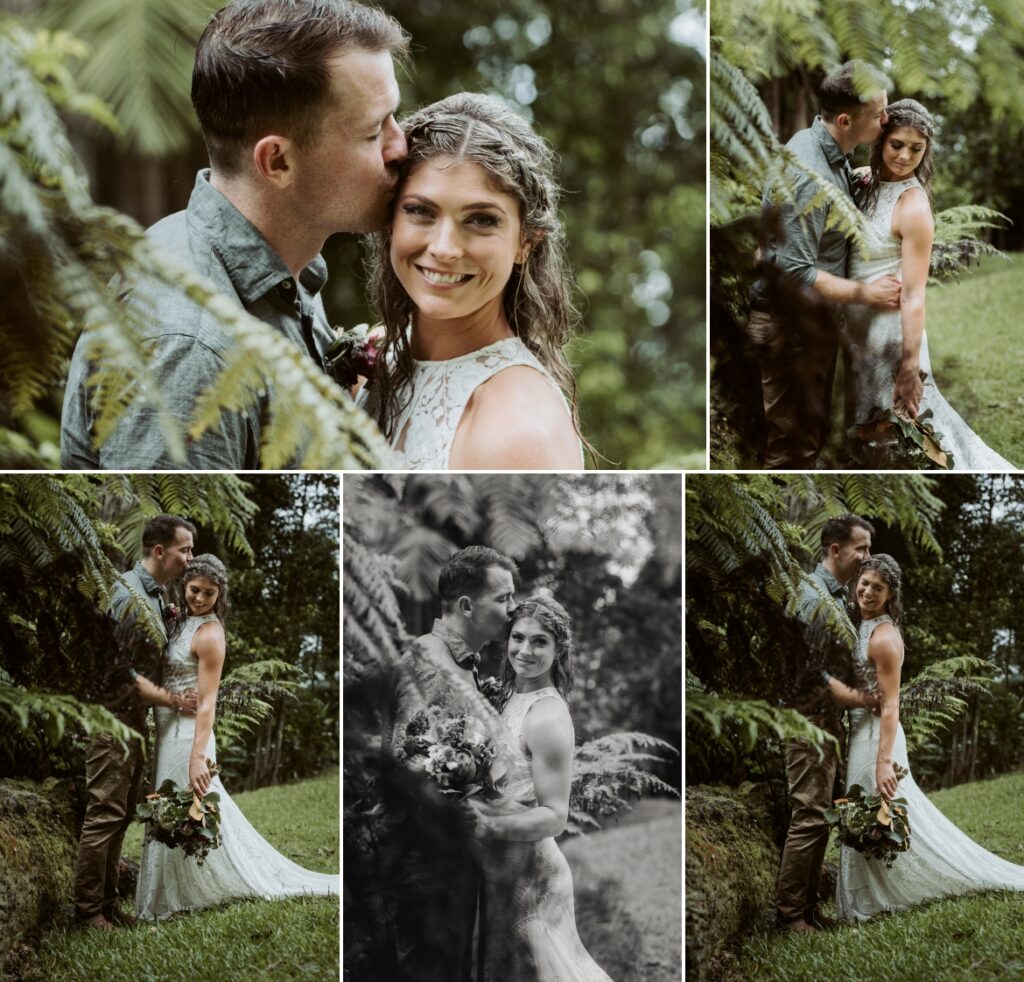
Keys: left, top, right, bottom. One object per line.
{"left": 390, "top": 157, "right": 530, "bottom": 326}
{"left": 856, "top": 569, "right": 891, "bottom": 619}
{"left": 879, "top": 126, "right": 928, "bottom": 181}
{"left": 185, "top": 575, "right": 220, "bottom": 617}
{"left": 507, "top": 616, "right": 557, "bottom": 686}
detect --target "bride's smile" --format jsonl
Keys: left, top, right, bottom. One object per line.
{"left": 391, "top": 157, "right": 531, "bottom": 341}
{"left": 508, "top": 615, "right": 557, "bottom": 691}
{"left": 856, "top": 568, "right": 891, "bottom": 618}
{"left": 185, "top": 575, "right": 220, "bottom": 616}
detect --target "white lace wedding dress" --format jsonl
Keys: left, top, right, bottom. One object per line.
{"left": 480, "top": 687, "right": 612, "bottom": 981}
{"left": 837, "top": 615, "right": 1024, "bottom": 921}
{"left": 377, "top": 336, "right": 581, "bottom": 470}
{"left": 844, "top": 177, "right": 1015, "bottom": 469}
{"left": 135, "top": 614, "right": 337, "bottom": 919}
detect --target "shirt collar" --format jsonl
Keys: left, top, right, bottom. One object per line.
{"left": 811, "top": 116, "right": 854, "bottom": 169}
{"left": 132, "top": 561, "right": 165, "bottom": 598}
{"left": 186, "top": 170, "right": 328, "bottom": 305}
{"left": 430, "top": 618, "right": 481, "bottom": 670}
{"left": 814, "top": 562, "right": 847, "bottom": 600}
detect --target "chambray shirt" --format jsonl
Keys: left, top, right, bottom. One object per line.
{"left": 750, "top": 117, "right": 856, "bottom": 307}
{"left": 61, "top": 170, "right": 336, "bottom": 470}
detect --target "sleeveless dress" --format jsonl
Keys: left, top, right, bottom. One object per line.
{"left": 837, "top": 615, "right": 1024, "bottom": 921}
{"left": 379, "top": 336, "right": 582, "bottom": 470}
{"left": 844, "top": 177, "right": 1015, "bottom": 469}
{"left": 135, "top": 614, "right": 337, "bottom": 919}
{"left": 481, "top": 687, "right": 612, "bottom": 982}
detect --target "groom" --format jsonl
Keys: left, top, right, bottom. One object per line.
{"left": 61, "top": 0, "right": 410, "bottom": 469}
{"left": 391, "top": 545, "right": 518, "bottom": 982}
{"left": 776, "top": 514, "right": 880, "bottom": 934}
{"left": 749, "top": 60, "right": 901, "bottom": 469}
{"left": 72, "top": 514, "right": 199, "bottom": 930}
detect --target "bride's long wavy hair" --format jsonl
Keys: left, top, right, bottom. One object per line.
{"left": 364, "top": 92, "right": 584, "bottom": 447}
{"left": 853, "top": 553, "right": 905, "bottom": 629}
{"left": 170, "top": 554, "right": 230, "bottom": 640}
{"left": 860, "top": 98, "right": 936, "bottom": 215}
{"left": 496, "top": 595, "right": 575, "bottom": 712}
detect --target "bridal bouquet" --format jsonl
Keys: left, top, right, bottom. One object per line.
{"left": 850, "top": 402, "right": 954, "bottom": 470}
{"left": 825, "top": 764, "right": 912, "bottom": 869}
{"left": 323, "top": 323, "right": 381, "bottom": 389}
{"left": 135, "top": 760, "right": 222, "bottom": 865}
{"left": 398, "top": 707, "right": 498, "bottom": 800}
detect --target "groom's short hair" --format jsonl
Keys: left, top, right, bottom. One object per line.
{"left": 141, "top": 514, "right": 197, "bottom": 556}
{"left": 438, "top": 546, "right": 518, "bottom": 610}
{"left": 820, "top": 514, "right": 875, "bottom": 551}
{"left": 818, "top": 61, "right": 891, "bottom": 121}
{"left": 193, "top": 0, "right": 409, "bottom": 175}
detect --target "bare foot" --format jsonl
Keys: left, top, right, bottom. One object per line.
{"left": 81, "top": 914, "right": 115, "bottom": 931}
{"left": 782, "top": 919, "right": 818, "bottom": 934}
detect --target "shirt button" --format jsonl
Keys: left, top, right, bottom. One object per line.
{"left": 281, "top": 279, "right": 294, "bottom": 292}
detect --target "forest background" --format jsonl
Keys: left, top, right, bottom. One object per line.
{"left": 1, "top": 0, "right": 705, "bottom": 470}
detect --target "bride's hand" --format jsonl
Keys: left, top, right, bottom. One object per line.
{"left": 894, "top": 363, "right": 924, "bottom": 418}
{"left": 189, "top": 755, "right": 212, "bottom": 797}
{"left": 875, "top": 757, "right": 899, "bottom": 799}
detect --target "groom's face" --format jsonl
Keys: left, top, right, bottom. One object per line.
{"left": 847, "top": 93, "right": 889, "bottom": 147}
{"left": 469, "top": 567, "right": 517, "bottom": 643}
{"left": 832, "top": 526, "right": 872, "bottom": 585}
{"left": 297, "top": 46, "right": 406, "bottom": 234}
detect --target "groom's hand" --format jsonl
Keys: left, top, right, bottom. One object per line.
{"left": 863, "top": 274, "right": 901, "bottom": 310}
{"left": 174, "top": 688, "right": 198, "bottom": 717}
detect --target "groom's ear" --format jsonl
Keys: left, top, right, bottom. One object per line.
{"left": 252, "top": 135, "right": 296, "bottom": 189}
{"left": 458, "top": 594, "right": 474, "bottom": 617}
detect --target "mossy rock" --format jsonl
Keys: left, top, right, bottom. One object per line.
{"left": 0, "top": 778, "right": 77, "bottom": 970}
{"left": 685, "top": 783, "right": 779, "bottom": 981}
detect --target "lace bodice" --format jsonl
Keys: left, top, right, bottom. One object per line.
{"left": 849, "top": 178, "right": 920, "bottom": 282}
{"left": 498, "top": 687, "right": 570, "bottom": 804}
{"left": 163, "top": 614, "right": 218, "bottom": 692}
{"left": 848, "top": 615, "right": 900, "bottom": 730}
{"left": 387, "top": 337, "right": 574, "bottom": 470}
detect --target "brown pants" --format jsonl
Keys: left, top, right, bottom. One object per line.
{"left": 72, "top": 732, "right": 145, "bottom": 920}
{"left": 747, "top": 308, "right": 839, "bottom": 469}
{"left": 775, "top": 728, "right": 839, "bottom": 925}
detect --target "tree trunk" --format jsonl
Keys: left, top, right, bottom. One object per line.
{"left": 0, "top": 779, "right": 78, "bottom": 973}
{"left": 685, "top": 783, "right": 780, "bottom": 981}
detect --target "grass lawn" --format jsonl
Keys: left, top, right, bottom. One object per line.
{"left": 563, "top": 797, "right": 681, "bottom": 982}
{"left": 728, "top": 770, "right": 1024, "bottom": 981}
{"left": 22, "top": 770, "right": 339, "bottom": 982}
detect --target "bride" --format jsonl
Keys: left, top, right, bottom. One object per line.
{"left": 837, "top": 554, "right": 1024, "bottom": 920}
{"left": 135, "top": 555, "right": 337, "bottom": 919}
{"left": 470, "top": 597, "right": 611, "bottom": 981}
{"left": 361, "top": 93, "right": 587, "bottom": 471}
{"left": 844, "top": 99, "right": 1015, "bottom": 469}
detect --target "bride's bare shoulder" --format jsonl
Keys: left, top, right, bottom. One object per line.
{"left": 450, "top": 365, "right": 583, "bottom": 470}
{"left": 868, "top": 621, "right": 903, "bottom": 662}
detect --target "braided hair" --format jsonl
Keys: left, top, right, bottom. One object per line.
{"left": 496, "top": 595, "right": 575, "bottom": 711}
{"left": 854, "top": 553, "right": 904, "bottom": 628}
{"left": 861, "top": 98, "right": 936, "bottom": 215}
{"left": 181, "top": 554, "right": 231, "bottom": 625}
{"left": 365, "top": 92, "right": 583, "bottom": 446}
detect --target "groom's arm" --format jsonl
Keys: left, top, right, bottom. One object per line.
{"left": 134, "top": 674, "right": 197, "bottom": 716}
{"left": 824, "top": 674, "right": 879, "bottom": 712}
{"left": 812, "top": 269, "right": 901, "bottom": 309}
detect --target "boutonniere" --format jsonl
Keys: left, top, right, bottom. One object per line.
{"left": 324, "top": 323, "right": 382, "bottom": 389}
{"left": 856, "top": 171, "right": 873, "bottom": 189}
{"left": 163, "top": 603, "right": 181, "bottom": 624}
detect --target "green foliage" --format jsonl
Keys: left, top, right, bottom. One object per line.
{"left": 900, "top": 655, "right": 993, "bottom": 749}
{"left": 567, "top": 732, "right": 679, "bottom": 834}
{"left": 0, "top": 21, "right": 389, "bottom": 469}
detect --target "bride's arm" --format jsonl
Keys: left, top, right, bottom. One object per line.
{"left": 188, "top": 621, "right": 226, "bottom": 797}
{"left": 472, "top": 699, "right": 574, "bottom": 841}
{"left": 449, "top": 368, "right": 583, "bottom": 470}
{"left": 869, "top": 624, "right": 904, "bottom": 799}
{"left": 893, "top": 189, "right": 935, "bottom": 417}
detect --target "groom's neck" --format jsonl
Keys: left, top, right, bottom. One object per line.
{"left": 439, "top": 612, "right": 482, "bottom": 653}
{"left": 821, "top": 555, "right": 845, "bottom": 585}
{"left": 210, "top": 171, "right": 322, "bottom": 280}
{"left": 140, "top": 555, "right": 168, "bottom": 586}
{"left": 821, "top": 118, "right": 856, "bottom": 156}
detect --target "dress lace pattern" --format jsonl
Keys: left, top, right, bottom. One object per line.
{"left": 385, "top": 337, "right": 578, "bottom": 470}
{"left": 135, "top": 614, "right": 337, "bottom": 919}
{"left": 845, "top": 178, "right": 1015, "bottom": 469}
{"left": 837, "top": 616, "right": 1024, "bottom": 921}
{"left": 481, "top": 688, "right": 612, "bottom": 982}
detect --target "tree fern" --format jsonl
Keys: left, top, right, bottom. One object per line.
{"left": 0, "top": 22, "right": 392, "bottom": 469}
